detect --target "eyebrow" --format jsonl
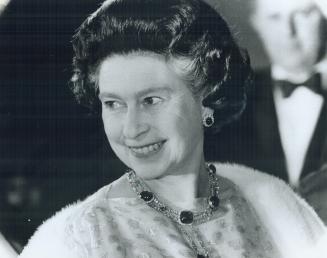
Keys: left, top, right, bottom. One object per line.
{"left": 98, "top": 86, "right": 172, "bottom": 100}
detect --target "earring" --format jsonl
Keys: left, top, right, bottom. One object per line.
{"left": 203, "top": 112, "right": 214, "bottom": 127}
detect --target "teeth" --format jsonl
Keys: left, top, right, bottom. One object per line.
{"left": 130, "top": 142, "right": 162, "bottom": 154}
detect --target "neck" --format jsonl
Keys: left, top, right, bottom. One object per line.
{"left": 272, "top": 65, "right": 314, "bottom": 83}
{"left": 143, "top": 155, "right": 208, "bottom": 210}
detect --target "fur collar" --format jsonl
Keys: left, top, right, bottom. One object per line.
{"left": 215, "top": 163, "right": 327, "bottom": 258}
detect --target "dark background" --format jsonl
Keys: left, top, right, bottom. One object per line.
{"left": 0, "top": 0, "right": 127, "bottom": 250}
{"left": 0, "top": 0, "right": 268, "bottom": 251}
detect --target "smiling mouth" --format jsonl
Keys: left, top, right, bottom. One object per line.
{"left": 129, "top": 141, "right": 165, "bottom": 157}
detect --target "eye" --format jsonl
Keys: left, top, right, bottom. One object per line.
{"left": 103, "top": 100, "right": 124, "bottom": 110}
{"left": 143, "top": 96, "right": 163, "bottom": 106}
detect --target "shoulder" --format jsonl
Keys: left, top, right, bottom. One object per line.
{"left": 253, "top": 68, "right": 272, "bottom": 88}
{"left": 213, "top": 162, "right": 300, "bottom": 213}
{"left": 214, "top": 162, "right": 286, "bottom": 194}
{"left": 213, "top": 162, "right": 327, "bottom": 257}
{"left": 213, "top": 162, "right": 318, "bottom": 218}
{"left": 254, "top": 68, "right": 272, "bottom": 81}
{"left": 249, "top": 68, "right": 273, "bottom": 100}
{"left": 18, "top": 201, "right": 82, "bottom": 258}
{"left": 19, "top": 174, "right": 132, "bottom": 258}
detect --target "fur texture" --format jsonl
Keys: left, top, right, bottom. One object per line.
{"left": 18, "top": 163, "right": 327, "bottom": 258}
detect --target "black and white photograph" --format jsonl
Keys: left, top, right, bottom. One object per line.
{"left": 1, "top": 0, "right": 327, "bottom": 257}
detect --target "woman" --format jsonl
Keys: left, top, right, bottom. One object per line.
{"left": 19, "top": 0, "right": 326, "bottom": 257}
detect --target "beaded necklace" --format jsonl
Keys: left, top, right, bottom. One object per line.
{"left": 127, "top": 163, "right": 220, "bottom": 258}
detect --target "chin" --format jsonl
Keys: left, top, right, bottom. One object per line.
{"left": 118, "top": 155, "right": 159, "bottom": 175}
{"left": 131, "top": 163, "right": 166, "bottom": 180}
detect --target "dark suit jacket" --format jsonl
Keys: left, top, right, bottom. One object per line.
{"left": 205, "top": 69, "right": 327, "bottom": 183}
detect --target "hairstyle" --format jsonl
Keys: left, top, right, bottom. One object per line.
{"left": 71, "top": 0, "right": 252, "bottom": 132}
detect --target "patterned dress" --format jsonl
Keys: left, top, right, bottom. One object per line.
{"left": 19, "top": 164, "right": 326, "bottom": 258}
{"left": 62, "top": 174, "right": 280, "bottom": 258}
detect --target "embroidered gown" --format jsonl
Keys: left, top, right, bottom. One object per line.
{"left": 18, "top": 164, "right": 326, "bottom": 258}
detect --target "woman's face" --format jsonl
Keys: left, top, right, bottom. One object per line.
{"left": 98, "top": 54, "right": 205, "bottom": 179}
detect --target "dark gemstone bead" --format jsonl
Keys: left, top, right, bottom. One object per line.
{"left": 197, "top": 254, "right": 208, "bottom": 258}
{"left": 179, "top": 210, "right": 193, "bottom": 224}
{"left": 209, "top": 195, "right": 220, "bottom": 208}
{"left": 140, "top": 191, "right": 154, "bottom": 202}
{"left": 159, "top": 206, "right": 167, "bottom": 212}
{"left": 208, "top": 164, "right": 216, "bottom": 174}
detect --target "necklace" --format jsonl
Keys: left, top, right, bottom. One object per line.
{"left": 127, "top": 163, "right": 220, "bottom": 258}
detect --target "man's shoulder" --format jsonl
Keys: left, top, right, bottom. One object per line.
{"left": 249, "top": 67, "right": 273, "bottom": 97}
{"left": 254, "top": 67, "right": 272, "bottom": 81}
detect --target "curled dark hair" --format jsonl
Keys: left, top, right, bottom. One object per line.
{"left": 71, "top": 0, "right": 252, "bottom": 132}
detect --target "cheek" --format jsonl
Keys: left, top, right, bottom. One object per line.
{"left": 297, "top": 17, "right": 323, "bottom": 41}
{"left": 102, "top": 113, "right": 121, "bottom": 143}
{"left": 162, "top": 100, "right": 203, "bottom": 158}
{"left": 163, "top": 98, "right": 202, "bottom": 134}
{"left": 260, "top": 31, "right": 279, "bottom": 46}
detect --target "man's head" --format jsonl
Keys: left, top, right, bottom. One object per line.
{"left": 250, "top": 0, "right": 326, "bottom": 74}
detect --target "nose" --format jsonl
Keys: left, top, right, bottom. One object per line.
{"left": 286, "top": 14, "right": 297, "bottom": 37}
{"left": 122, "top": 107, "right": 150, "bottom": 140}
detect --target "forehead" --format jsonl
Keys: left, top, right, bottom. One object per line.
{"left": 98, "top": 53, "right": 189, "bottom": 96}
{"left": 254, "top": 0, "right": 315, "bottom": 14}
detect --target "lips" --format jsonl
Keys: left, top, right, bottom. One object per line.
{"left": 129, "top": 141, "right": 165, "bottom": 157}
